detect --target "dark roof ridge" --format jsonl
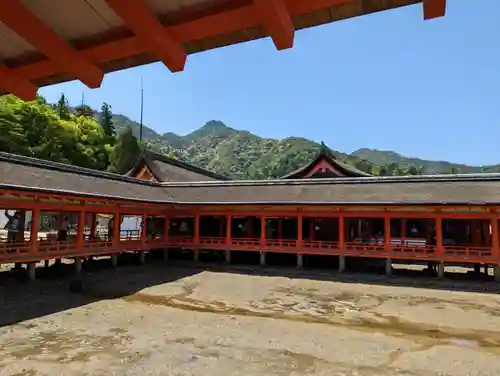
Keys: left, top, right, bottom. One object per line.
{"left": 142, "top": 150, "right": 231, "bottom": 181}
{"left": 160, "top": 172, "right": 500, "bottom": 187}
{"left": 0, "top": 152, "right": 162, "bottom": 187}
{"left": 279, "top": 143, "right": 371, "bottom": 179}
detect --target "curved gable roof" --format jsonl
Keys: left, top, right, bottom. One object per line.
{"left": 280, "top": 143, "right": 371, "bottom": 179}
{"left": 126, "top": 151, "right": 230, "bottom": 182}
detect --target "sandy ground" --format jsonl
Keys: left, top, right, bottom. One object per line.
{"left": 1, "top": 263, "right": 500, "bottom": 376}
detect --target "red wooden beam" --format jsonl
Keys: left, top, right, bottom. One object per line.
{"left": 13, "top": 0, "right": 354, "bottom": 83}
{"left": 105, "top": 0, "right": 187, "bottom": 72}
{"left": 0, "top": 65, "right": 37, "bottom": 100}
{"left": 423, "top": 0, "right": 446, "bottom": 20}
{"left": 0, "top": 0, "right": 103, "bottom": 89}
{"left": 254, "top": 0, "right": 294, "bottom": 50}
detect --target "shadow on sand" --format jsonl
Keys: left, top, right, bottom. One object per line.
{"left": 0, "top": 251, "right": 499, "bottom": 328}
{"left": 0, "top": 254, "right": 199, "bottom": 328}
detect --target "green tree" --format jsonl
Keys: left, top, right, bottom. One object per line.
{"left": 0, "top": 94, "right": 109, "bottom": 170}
{"left": 99, "top": 102, "right": 115, "bottom": 138}
{"left": 107, "top": 126, "right": 140, "bottom": 174}
{"left": 55, "top": 93, "right": 70, "bottom": 120}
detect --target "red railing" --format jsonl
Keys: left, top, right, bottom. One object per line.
{"left": 266, "top": 239, "right": 297, "bottom": 248}
{"left": 443, "top": 244, "right": 494, "bottom": 262}
{"left": 302, "top": 240, "right": 339, "bottom": 252}
{"left": 0, "top": 236, "right": 498, "bottom": 264}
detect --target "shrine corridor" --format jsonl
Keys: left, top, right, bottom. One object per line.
{"left": 0, "top": 265, "right": 499, "bottom": 376}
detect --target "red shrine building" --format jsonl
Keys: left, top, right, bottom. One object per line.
{"left": 2, "top": 144, "right": 500, "bottom": 281}
{"left": 1, "top": 0, "right": 478, "bottom": 282}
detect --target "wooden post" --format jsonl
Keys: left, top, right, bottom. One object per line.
{"left": 260, "top": 216, "right": 266, "bottom": 247}
{"left": 296, "top": 253, "right": 303, "bottom": 268}
{"left": 338, "top": 215, "right": 345, "bottom": 249}
{"left": 435, "top": 216, "right": 444, "bottom": 256}
{"left": 384, "top": 216, "right": 391, "bottom": 252}
{"left": 74, "top": 257, "right": 82, "bottom": 274}
{"left": 226, "top": 215, "right": 232, "bottom": 245}
{"left": 77, "top": 211, "right": 85, "bottom": 249}
{"left": 297, "top": 213, "right": 303, "bottom": 247}
{"left": 194, "top": 214, "right": 200, "bottom": 244}
{"left": 278, "top": 218, "right": 282, "bottom": 240}
{"left": 30, "top": 208, "right": 40, "bottom": 254}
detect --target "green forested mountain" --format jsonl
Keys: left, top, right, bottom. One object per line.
{"left": 352, "top": 148, "right": 500, "bottom": 175}
{"left": 1, "top": 94, "right": 498, "bottom": 180}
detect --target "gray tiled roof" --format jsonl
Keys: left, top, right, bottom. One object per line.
{"left": 126, "top": 151, "right": 229, "bottom": 182}
{"left": 2, "top": 152, "right": 500, "bottom": 206}
{"left": 0, "top": 152, "right": 170, "bottom": 202}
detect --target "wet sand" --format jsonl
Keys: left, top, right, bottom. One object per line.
{"left": 1, "top": 264, "right": 500, "bottom": 375}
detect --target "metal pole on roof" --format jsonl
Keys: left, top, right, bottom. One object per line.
{"left": 139, "top": 77, "right": 144, "bottom": 143}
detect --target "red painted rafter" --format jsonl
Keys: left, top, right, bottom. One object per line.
{"left": 105, "top": 0, "right": 187, "bottom": 72}
{"left": 13, "top": 0, "right": 354, "bottom": 83}
{"left": 0, "top": 65, "right": 37, "bottom": 100}
{"left": 0, "top": 0, "right": 104, "bottom": 89}
{"left": 423, "top": 0, "right": 446, "bottom": 20}
{"left": 254, "top": 0, "right": 294, "bottom": 50}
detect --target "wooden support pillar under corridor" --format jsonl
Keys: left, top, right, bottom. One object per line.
{"left": 338, "top": 256, "right": 346, "bottom": 273}
{"left": 385, "top": 258, "right": 392, "bottom": 276}
{"left": 225, "top": 250, "right": 231, "bottom": 264}
{"left": 296, "top": 253, "right": 303, "bottom": 269}
{"left": 111, "top": 254, "right": 118, "bottom": 267}
{"left": 27, "top": 262, "right": 36, "bottom": 281}
{"left": 437, "top": 262, "right": 445, "bottom": 279}
{"left": 139, "top": 251, "right": 146, "bottom": 264}
{"left": 74, "top": 257, "right": 82, "bottom": 274}
{"left": 260, "top": 251, "right": 266, "bottom": 266}
{"left": 193, "top": 249, "right": 200, "bottom": 262}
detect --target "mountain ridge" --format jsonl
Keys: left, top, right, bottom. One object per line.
{"left": 76, "top": 105, "right": 500, "bottom": 178}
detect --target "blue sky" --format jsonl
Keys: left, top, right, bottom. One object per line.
{"left": 39, "top": 0, "right": 499, "bottom": 166}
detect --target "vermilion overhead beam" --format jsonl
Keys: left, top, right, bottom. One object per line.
{"left": 0, "top": 0, "right": 104, "bottom": 89}
{"left": 254, "top": 0, "right": 295, "bottom": 50}
{"left": 423, "top": 0, "right": 446, "bottom": 20}
{"left": 0, "top": 65, "right": 37, "bottom": 100}
{"left": 105, "top": 0, "right": 187, "bottom": 73}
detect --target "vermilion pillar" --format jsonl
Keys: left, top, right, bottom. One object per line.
{"left": 194, "top": 214, "right": 200, "bottom": 243}
{"left": 260, "top": 216, "right": 267, "bottom": 246}
{"left": 338, "top": 215, "right": 345, "bottom": 248}
{"left": 30, "top": 208, "right": 40, "bottom": 254}
{"left": 435, "top": 216, "right": 444, "bottom": 256}
{"left": 384, "top": 216, "right": 391, "bottom": 252}
{"left": 297, "top": 213, "right": 303, "bottom": 247}
{"left": 226, "top": 215, "right": 232, "bottom": 244}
